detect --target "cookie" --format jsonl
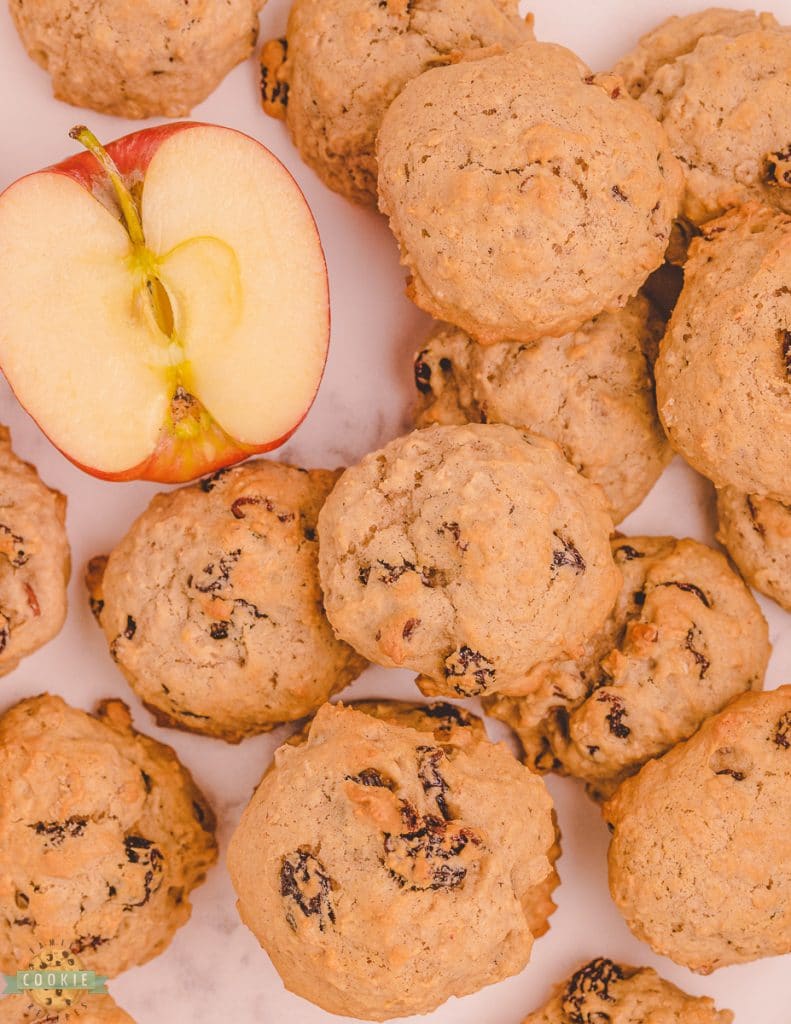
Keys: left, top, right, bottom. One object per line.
{"left": 317, "top": 424, "right": 620, "bottom": 698}
{"left": 260, "top": 0, "right": 533, "bottom": 205}
{"left": 0, "top": 695, "right": 217, "bottom": 976}
{"left": 716, "top": 487, "right": 791, "bottom": 611}
{"left": 485, "top": 536, "right": 769, "bottom": 799}
{"left": 9, "top": 0, "right": 264, "bottom": 118}
{"left": 376, "top": 41, "right": 683, "bottom": 344}
{"left": 0, "top": 993, "right": 134, "bottom": 1023}
{"left": 655, "top": 203, "right": 791, "bottom": 500}
{"left": 0, "top": 426, "right": 69, "bottom": 676}
{"left": 605, "top": 687, "right": 791, "bottom": 973}
{"left": 413, "top": 295, "right": 671, "bottom": 523}
{"left": 228, "top": 701, "right": 558, "bottom": 1019}
{"left": 87, "top": 460, "right": 367, "bottom": 743}
{"left": 614, "top": 9, "right": 791, "bottom": 223}
{"left": 522, "top": 957, "right": 733, "bottom": 1023}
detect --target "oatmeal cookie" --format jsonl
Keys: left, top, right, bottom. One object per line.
{"left": 413, "top": 296, "right": 670, "bottom": 523}
{"left": 0, "top": 695, "right": 217, "bottom": 976}
{"left": 87, "top": 460, "right": 367, "bottom": 743}
{"left": 486, "top": 536, "right": 769, "bottom": 799}
{"left": 615, "top": 9, "right": 791, "bottom": 223}
{"left": 522, "top": 957, "right": 732, "bottom": 1023}
{"left": 376, "top": 41, "right": 683, "bottom": 344}
{"left": 0, "top": 426, "right": 69, "bottom": 676}
{"left": 655, "top": 203, "right": 791, "bottom": 500}
{"left": 317, "top": 424, "right": 620, "bottom": 698}
{"left": 260, "top": 0, "right": 533, "bottom": 204}
{"left": 228, "top": 701, "right": 557, "bottom": 1019}
{"left": 606, "top": 687, "right": 791, "bottom": 972}
{"left": 9, "top": 0, "right": 264, "bottom": 118}
{"left": 716, "top": 487, "right": 791, "bottom": 611}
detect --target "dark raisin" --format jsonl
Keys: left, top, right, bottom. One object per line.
{"left": 552, "top": 532, "right": 586, "bottom": 574}
{"left": 123, "top": 615, "right": 136, "bottom": 639}
{"left": 781, "top": 329, "right": 791, "bottom": 379}
{"left": 414, "top": 355, "right": 433, "bottom": 394}
{"left": 764, "top": 145, "right": 791, "bottom": 187}
{"left": 746, "top": 494, "right": 766, "bottom": 536}
{"left": 192, "top": 550, "right": 241, "bottom": 593}
{"left": 71, "top": 935, "right": 109, "bottom": 955}
{"left": 562, "top": 958, "right": 625, "bottom": 1024}
{"left": 684, "top": 626, "right": 710, "bottom": 679}
{"left": 0, "top": 524, "right": 29, "bottom": 567}
{"left": 773, "top": 711, "right": 791, "bottom": 749}
{"left": 444, "top": 645, "right": 496, "bottom": 695}
{"left": 656, "top": 580, "right": 711, "bottom": 607}
{"left": 140, "top": 770, "right": 153, "bottom": 794}
{"left": 345, "top": 768, "right": 394, "bottom": 789}
{"left": 614, "top": 544, "right": 644, "bottom": 561}
{"left": 402, "top": 617, "right": 420, "bottom": 639}
{"left": 633, "top": 590, "right": 646, "bottom": 607}
{"left": 260, "top": 38, "right": 289, "bottom": 117}
{"left": 377, "top": 558, "right": 415, "bottom": 584}
{"left": 597, "top": 692, "right": 630, "bottom": 738}
{"left": 199, "top": 467, "right": 231, "bottom": 492}
{"left": 611, "top": 184, "right": 628, "bottom": 201}
{"left": 423, "top": 702, "right": 472, "bottom": 728}
{"left": 709, "top": 746, "right": 752, "bottom": 781}
{"left": 383, "top": 811, "right": 481, "bottom": 891}
{"left": 304, "top": 527, "right": 317, "bottom": 542}
{"left": 123, "top": 835, "right": 154, "bottom": 863}
{"left": 231, "top": 495, "right": 295, "bottom": 522}
{"left": 28, "top": 816, "right": 87, "bottom": 846}
{"left": 122, "top": 837, "right": 164, "bottom": 909}
{"left": 280, "top": 850, "right": 336, "bottom": 931}
{"left": 416, "top": 746, "right": 451, "bottom": 820}
{"left": 438, "top": 521, "right": 468, "bottom": 551}
{"left": 209, "top": 621, "right": 229, "bottom": 640}
{"left": 89, "top": 596, "right": 105, "bottom": 621}
{"left": 0, "top": 614, "right": 8, "bottom": 654}
{"left": 358, "top": 565, "right": 371, "bottom": 586}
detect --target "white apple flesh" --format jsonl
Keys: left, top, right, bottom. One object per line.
{"left": 0, "top": 123, "right": 329, "bottom": 482}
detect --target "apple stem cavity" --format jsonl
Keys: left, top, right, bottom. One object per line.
{"left": 69, "top": 125, "right": 175, "bottom": 339}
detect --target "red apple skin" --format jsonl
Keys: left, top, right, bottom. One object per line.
{"left": 0, "top": 122, "right": 330, "bottom": 484}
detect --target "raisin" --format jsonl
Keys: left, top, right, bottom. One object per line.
{"left": 746, "top": 494, "right": 766, "bottom": 536}
{"left": 383, "top": 811, "right": 481, "bottom": 891}
{"left": 773, "top": 711, "right": 791, "bottom": 749}
{"left": 71, "top": 935, "right": 109, "bottom": 954}
{"left": 199, "top": 467, "right": 231, "bottom": 493}
{"left": 0, "top": 613, "right": 8, "bottom": 654}
{"left": 260, "top": 38, "right": 289, "bottom": 119}
{"left": 123, "top": 835, "right": 164, "bottom": 909}
{"left": 781, "top": 329, "right": 791, "bottom": 379}
{"left": 209, "top": 621, "right": 229, "bottom": 640}
{"left": 140, "top": 770, "right": 153, "bottom": 794}
{"left": 280, "top": 850, "right": 336, "bottom": 931}
{"left": 657, "top": 580, "right": 710, "bottom": 607}
{"left": 124, "top": 835, "right": 154, "bottom": 863}
{"left": 611, "top": 184, "right": 628, "bottom": 202}
{"left": 28, "top": 817, "right": 87, "bottom": 846}
{"left": 709, "top": 746, "right": 752, "bottom": 781}
{"left": 122, "top": 615, "right": 136, "bottom": 639}
{"left": 14, "top": 891, "right": 29, "bottom": 909}
{"left": 345, "top": 768, "right": 394, "bottom": 789}
{"left": 402, "top": 617, "right": 420, "bottom": 639}
{"left": 632, "top": 590, "right": 646, "bottom": 607}
{"left": 614, "top": 544, "right": 644, "bottom": 561}
{"left": 304, "top": 527, "right": 317, "bottom": 542}
{"left": 377, "top": 558, "right": 415, "bottom": 583}
{"left": 444, "top": 645, "right": 496, "bottom": 696}
{"left": 416, "top": 746, "right": 451, "bottom": 820}
{"left": 89, "top": 596, "right": 105, "bottom": 621}
{"left": 552, "top": 532, "right": 586, "bottom": 574}
{"left": 423, "top": 702, "right": 473, "bottom": 729}
{"left": 0, "top": 524, "right": 29, "bottom": 567}
{"left": 438, "top": 521, "right": 468, "bottom": 551}
{"left": 562, "top": 958, "right": 625, "bottom": 1024}
{"left": 764, "top": 145, "right": 791, "bottom": 187}
{"left": 414, "top": 355, "right": 433, "bottom": 394}
{"left": 684, "top": 626, "right": 710, "bottom": 679}
{"left": 231, "top": 496, "right": 295, "bottom": 523}
{"left": 192, "top": 550, "right": 241, "bottom": 593}
{"left": 597, "top": 692, "right": 630, "bottom": 738}
{"left": 358, "top": 565, "right": 371, "bottom": 586}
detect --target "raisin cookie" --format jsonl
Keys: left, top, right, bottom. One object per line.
{"left": 716, "top": 488, "right": 791, "bottom": 611}
{"left": 317, "top": 424, "right": 620, "bottom": 699}
{"left": 0, "top": 695, "right": 217, "bottom": 976}
{"left": 522, "top": 957, "right": 732, "bottom": 1023}
{"left": 228, "top": 702, "right": 557, "bottom": 1019}
{"left": 486, "top": 536, "right": 769, "bottom": 799}
{"left": 376, "top": 41, "right": 682, "bottom": 344}
{"left": 0, "top": 993, "right": 135, "bottom": 1023}
{"left": 655, "top": 203, "right": 791, "bottom": 500}
{"left": 87, "top": 461, "right": 367, "bottom": 743}
{"left": 0, "top": 426, "right": 69, "bottom": 676}
{"left": 413, "top": 296, "right": 670, "bottom": 523}
{"left": 615, "top": 9, "right": 791, "bottom": 224}
{"left": 606, "top": 687, "right": 791, "bottom": 973}
{"left": 9, "top": 0, "right": 264, "bottom": 118}
{"left": 260, "top": 0, "right": 533, "bottom": 205}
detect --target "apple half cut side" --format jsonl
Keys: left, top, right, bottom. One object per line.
{"left": 0, "top": 122, "right": 329, "bottom": 482}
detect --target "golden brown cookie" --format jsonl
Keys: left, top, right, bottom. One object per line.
{"left": 486, "top": 535, "right": 769, "bottom": 799}
{"left": 0, "top": 426, "right": 69, "bottom": 676}
{"left": 260, "top": 0, "right": 533, "bottom": 204}
{"left": 606, "top": 687, "right": 791, "bottom": 973}
{"left": 413, "top": 296, "right": 670, "bottom": 523}
{"left": 655, "top": 203, "right": 791, "bottom": 500}
{"left": 716, "top": 487, "right": 791, "bottom": 611}
{"left": 317, "top": 424, "right": 620, "bottom": 698}
{"left": 376, "top": 41, "right": 683, "bottom": 344}
{"left": 87, "top": 460, "right": 367, "bottom": 743}
{"left": 228, "top": 702, "right": 558, "bottom": 1019}
{"left": 522, "top": 957, "right": 733, "bottom": 1023}
{"left": 615, "top": 8, "right": 791, "bottom": 223}
{"left": 0, "top": 695, "right": 217, "bottom": 976}
{"left": 10, "top": 0, "right": 264, "bottom": 118}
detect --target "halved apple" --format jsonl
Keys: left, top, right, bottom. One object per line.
{"left": 0, "top": 123, "right": 329, "bottom": 482}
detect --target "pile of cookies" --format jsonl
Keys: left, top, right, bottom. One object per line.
{"left": 2, "top": 1, "right": 791, "bottom": 1022}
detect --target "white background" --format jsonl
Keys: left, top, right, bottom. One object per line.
{"left": 1, "top": 1, "right": 790, "bottom": 1021}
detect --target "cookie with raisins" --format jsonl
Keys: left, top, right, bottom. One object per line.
{"left": 87, "top": 460, "right": 367, "bottom": 742}
{"left": 606, "top": 687, "right": 791, "bottom": 972}
{"left": 716, "top": 487, "right": 791, "bottom": 612}
{"left": 228, "top": 702, "right": 558, "bottom": 1019}
{"left": 0, "top": 695, "right": 216, "bottom": 976}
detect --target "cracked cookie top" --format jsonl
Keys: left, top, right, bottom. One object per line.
{"left": 260, "top": 0, "right": 533, "bottom": 205}
{"left": 605, "top": 686, "right": 791, "bottom": 973}
{"left": 485, "top": 535, "right": 769, "bottom": 800}
{"left": 376, "top": 41, "right": 683, "bottom": 344}
{"left": 0, "top": 426, "right": 69, "bottom": 677}
{"left": 228, "top": 702, "right": 557, "bottom": 1019}
{"left": 716, "top": 487, "right": 791, "bottom": 612}
{"left": 88, "top": 460, "right": 367, "bottom": 743}
{"left": 0, "top": 695, "right": 217, "bottom": 977}
{"left": 317, "top": 424, "right": 620, "bottom": 698}
{"left": 9, "top": 0, "right": 265, "bottom": 118}
{"left": 655, "top": 203, "right": 791, "bottom": 501}
{"left": 522, "top": 956, "right": 732, "bottom": 1023}
{"left": 413, "top": 295, "right": 670, "bottom": 524}
{"left": 614, "top": 9, "right": 791, "bottom": 223}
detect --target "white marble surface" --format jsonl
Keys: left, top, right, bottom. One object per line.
{"left": 0, "top": 1, "right": 789, "bottom": 1021}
